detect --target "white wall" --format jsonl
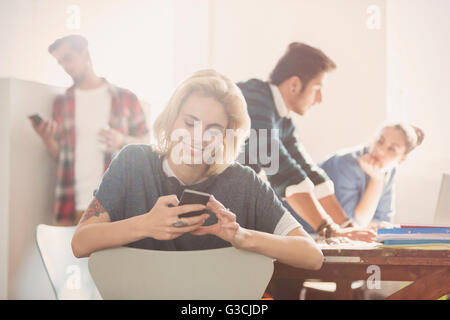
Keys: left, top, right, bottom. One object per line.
{"left": 0, "top": 80, "right": 11, "bottom": 299}
{"left": 210, "top": 0, "right": 386, "bottom": 162}
{"left": 0, "top": 0, "right": 175, "bottom": 127}
{"left": 0, "top": 78, "right": 63, "bottom": 299}
{"left": 7, "top": 79, "right": 62, "bottom": 299}
{"left": 386, "top": 0, "right": 450, "bottom": 224}
{"left": 0, "top": 0, "right": 387, "bottom": 161}
{"left": 173, "top": 0, "right": 211, "bottom": 84}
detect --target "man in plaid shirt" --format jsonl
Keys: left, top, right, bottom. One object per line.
{"left": 30, "top": 35, "right": 150, "bottom": 225}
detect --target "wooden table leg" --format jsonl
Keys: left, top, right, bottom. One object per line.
{"left": 386, "top": 267, "right": 450, "bottom": 300}
{"left": 266, "top": 278, "right": 303, "bottom": 300}
{"left": 334, "top": 280, "right": 354, "bottom": 300}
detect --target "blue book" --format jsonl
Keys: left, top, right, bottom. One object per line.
{"left": 378, "top": 227, "right": 450, "bottom": 235}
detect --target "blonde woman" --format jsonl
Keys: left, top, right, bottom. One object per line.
{"left": 71, "top": 70, "right": 323, "bottom": 270}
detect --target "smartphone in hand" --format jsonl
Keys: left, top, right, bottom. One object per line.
{"left": 28, "top": 114, "right": 43, "bottom": 126}
{"left": 178, "top": 189, "right": 210, "bottom": 218}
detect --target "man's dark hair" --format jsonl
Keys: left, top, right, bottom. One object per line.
{"left": 269, "top": 42, "right": 336, "bottom": 88}
{"left": 48, "top": 34, "right": 88, "bottom": 53}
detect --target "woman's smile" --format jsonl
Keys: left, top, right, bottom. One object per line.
{"left": 182, "top": 139, "right": 204, "bottom": 157}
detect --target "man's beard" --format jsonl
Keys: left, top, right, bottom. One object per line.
{"left": 71, "top": 68, "right": 89, "bottom": 84}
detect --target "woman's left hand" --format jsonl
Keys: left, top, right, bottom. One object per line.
{"left": 190, "top": 196, "right": 247, "bottom": 248}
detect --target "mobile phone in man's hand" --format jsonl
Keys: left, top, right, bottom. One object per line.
{"left": 28, "top": 114, "right": 43, "bottom": 126}
{"left": 178, "top": 189, "right": 210, "bottom": 218}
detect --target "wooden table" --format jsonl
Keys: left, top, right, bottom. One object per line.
{"left": 267, "top": 244, "right": 450, "bottom": 300}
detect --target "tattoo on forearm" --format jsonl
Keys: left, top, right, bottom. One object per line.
{"left": 79, "top": 198, "right": 105, "bottom": 223}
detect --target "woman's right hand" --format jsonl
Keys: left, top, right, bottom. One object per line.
{"left": 140, "top": 195, "right": 210, "bottom": 240}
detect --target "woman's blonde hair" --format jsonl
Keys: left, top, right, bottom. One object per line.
{"left": 153, "top": 69, "right": 251, "bottom": 176}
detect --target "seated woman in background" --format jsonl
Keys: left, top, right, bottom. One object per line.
{"left": 319, "top": 123, "right": 424, "bottom": 229}
{"left": 71, "top": 70, "right": 324, "bottom": 270}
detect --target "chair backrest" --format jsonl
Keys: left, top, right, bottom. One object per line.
{"left": 35, "top": 224, "right": 100, "bottom": 300}
{"left": 88, "top": 246, "right": 274, "bottom": 300}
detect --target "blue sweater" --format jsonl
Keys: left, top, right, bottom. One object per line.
{"left": 237, "top": 79, "right": 330, "bottom": 197}
{"left": 94, "top": 145, "right": 301, "bottom": 250}
{"left": 319, "top": 145, "right": 396, "bottom": 224}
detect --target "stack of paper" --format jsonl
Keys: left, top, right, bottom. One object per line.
{"left": 377, "top": 226, "right": 450, "bottom": 246}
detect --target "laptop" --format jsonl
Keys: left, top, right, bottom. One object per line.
{"left": 433, "top": 173, "right": 450, "bottom": 225}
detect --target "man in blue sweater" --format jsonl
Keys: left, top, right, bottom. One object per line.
{"left": 237, "top": 42, "right": 375, "bottom": 242}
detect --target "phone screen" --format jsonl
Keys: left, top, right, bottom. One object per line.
{"left": 28, "top": 114, "right": 43, "bottom": 126}
{"left": 178, "top": 189, "right": 210, "bottom": 218}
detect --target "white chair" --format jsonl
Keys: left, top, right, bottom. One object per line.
{"left": 88, "top": 246, "right": 274, "bottom": 300}
{"left": 35, "top": 224, "right": 100, "bottom": 300}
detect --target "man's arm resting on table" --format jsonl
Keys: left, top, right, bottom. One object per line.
{"left": 319, "top": 194, "right": 350, "bottom": 226}
{"left": 285, "top": 192, "right": 330, "bottom": 231}
{"left": 236, "top": 226, "right": 323, "bottom": 270}
{"left": 284, "top": 192, "right": 376, "bottom": 242}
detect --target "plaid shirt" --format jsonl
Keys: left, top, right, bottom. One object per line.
{"left": 52, "top": 80, "right": 149, "bottom": 224}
